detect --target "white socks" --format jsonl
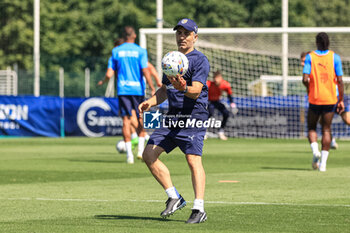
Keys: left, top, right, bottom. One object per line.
{"left": 125, "top": 141, "right": 134, "bottom": 163}
{"left": 165, "top": 187, "right": 204, "bottom": 212}
{"left": 319, "top": 150, "right": 329, "bottom": 172}
{"left": 310, "top": 142, "right": 330, "bottom": 171}
{"left": 310, "top": 142, "right": 320, "bottom": 156}
{"left": 193, "top": 199, "right": 204, "bottom": 212}
{"left": 165, "top": 187, "right": 180, "bottom": 199}
{"left": 138, "top": 137, "right": 145, "bottom": 156}
{"left": 131, "top": 132, "right": 138, "bottom": 140}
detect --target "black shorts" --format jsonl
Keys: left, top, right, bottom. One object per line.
{"left": 118, "top": 95, "right": 144, "bottom": 117}
{"left": 309, "top": 103, "right": 337, "bottom": 115}
{"left": 208, "top": 101, "right": 229, "bottom": 117}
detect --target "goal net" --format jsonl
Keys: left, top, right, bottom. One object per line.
{"left": 141, "top": 28, "right": 350, "bottom": 138}
{"left": 0, "top": 68, "right": 18, "bottom": 96}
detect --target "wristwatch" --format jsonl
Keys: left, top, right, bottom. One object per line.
{"left": 182, "top": 85, "right": 188, "bottom": 94}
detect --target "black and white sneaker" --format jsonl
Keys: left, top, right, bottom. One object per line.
{"left": 186, "top": 209, "right": 207, "bottom": 224}
{"left": 160, "top": 195, "right": 186, "bottom": 218}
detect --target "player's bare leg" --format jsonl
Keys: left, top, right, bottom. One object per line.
{"left": 131, "top": 110, "right": 146, "bottom": 159}
{"left": 307, "top": 108, "right": 321, "bottom": 169}
{"left": 143, "top": 144, "right": 186, "bottom": 217}
{"left": 341, "top": 112, "right": 350, "bottom": 125}
{"left": 319, "top": 112, "right": 335, "bottom": 172}
{"left": 122, "top": 116, "right": 134, "bottom": 164}
{"left": 185, "top": 154, "right": 207, "bottom": 223}
{"left": 332, "top": 111, "right": 350, "bottom": 149}
{"left": 129, "top": 115, "right": 138, "bottom": 140}
{"left": 186, "top": 154, "right": 205, "bottom": 200}
{"left": 143, "top": 144, "right": 172, "bottom": 189}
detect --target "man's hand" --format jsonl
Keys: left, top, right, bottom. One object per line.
{"left": 230, "top": 102, "right": 239, "bottom": 115}
{"left": 156, "top": 80, "right": 162, "bottom": 87}
{"left": 99, "top": 69, "right": 114, "bottom": 86}
{"left": 97, "top": 80, "right": 104, "bottom": 86}
{"left": 337, "top": 101, "right": 345, "bottom": 114}
{"left": 230, "top": 102, "right": 237, "bottom": 109}
{"left": 138, "top": 101, "right": 151, "bottom": 115}
{"left": 167, "top": 74, "right": 186, "bottom": 91}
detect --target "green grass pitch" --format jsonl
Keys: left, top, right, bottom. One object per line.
{"left": 0, "top": 137, "right": 349, "bottom": 232}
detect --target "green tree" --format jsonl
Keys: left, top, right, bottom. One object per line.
{"left": 1, "top": 0, "right": 349, "bottom": 79}
{"left": 243, "top": 0, "right": 282, "bottom": 27}
{"left": 162, "top": 0, "right": 248, "bottom": 27}
{"left": 40, "top": 0, "right": 156, "bottom": 73}
{"left": 0, "top": 0, "right": 157, "bottom": 72}
{"left": 0, "top": 0, "right": 33, "bottom": 69}
{"left": 195, "top": 0, "right": 249, "bottom": 27}
{"left": 312, "top": 0, "right": 350, "bottom": 26}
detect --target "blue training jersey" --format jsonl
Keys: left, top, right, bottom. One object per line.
{"left": 107, "top": 56, "right": 113, "bottom": 69}
{"left": 303, "top": 50, "right": 343, "bottom": 76}
{"left": 109, "top": 43, "right": 148, "bottom": 96}
{"left": 162, "top": 49, "right": 210, "bottom": 121}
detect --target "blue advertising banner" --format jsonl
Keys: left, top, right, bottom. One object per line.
{"left": 0, "top": 96, "right": 123, "bottom": 137}
{"left": 226, "top": 96, "right": 303, "bottom": 138}
{"left": 64, "top": 97, "right": 123, "bottom": 137}
{"left": 0, "top": 96, "right": 61, "bottom": 137}
{"left": 1, "top": 95, "right": 349, "bottom": 138}
{"left": 208, "top": 95, "right": 350, "bottom": 138}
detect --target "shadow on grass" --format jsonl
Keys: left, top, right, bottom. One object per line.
{"left": 261, "top": 167, "right": 312, "bottom": 171}
{"left": 94, "top": 215, "right": 183, "bottom": 222}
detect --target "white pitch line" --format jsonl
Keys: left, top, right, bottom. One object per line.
{"left": 2, "top": 197, "right": 350, "bottom": 208}
{"left": 130, "top": 200, "right": 350, "bottom": 208}
{"left": 5, "top": 197, "right": 109, "bottom": 202}
{"left": 35, "top": 198, "right": 110, "bottom": 202}
{"left": 204, "top": 201, "right": 350, "bottom": 208}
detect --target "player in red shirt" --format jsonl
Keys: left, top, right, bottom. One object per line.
{"left": 206, "top": 70, "right": 236, "bottom": 140}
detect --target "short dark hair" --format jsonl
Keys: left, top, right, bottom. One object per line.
{"left": 113, "top": 37, "right": 125, "bottom": 47}
{"left": 213, "top": 70, "right": 222, "bottom": 78}
{"left": 316, "top": 32, "right": 329, "bottom": 51}
{"left": 122, "top": 26, "right": 135, "bottom": 40}
{"left": 300, "top": 51, "right": 311, "bottom": 59}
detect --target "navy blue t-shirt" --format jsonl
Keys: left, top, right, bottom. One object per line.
{"left": 162, "top": 49, "right": 210, "bottom": 121}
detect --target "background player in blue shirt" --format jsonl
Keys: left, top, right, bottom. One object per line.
{"left": 99, "top": 26, "right": 155, "bottom": 164}
{"left": 139, "top": 18, "right": 209, "bottom": 224}
{"left": 98, "top": 37, "right": 161, "bottom": 153}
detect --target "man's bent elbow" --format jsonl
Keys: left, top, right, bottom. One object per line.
{"left": 186, "top": 92, "right": 201, "bottom": 100}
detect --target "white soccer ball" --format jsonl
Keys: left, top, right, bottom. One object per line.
{"left": 161, "top": 51, "right": 189, "bottom": 76}
{"left": 116, "top": 140, "right": 126, "bottom": 153}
